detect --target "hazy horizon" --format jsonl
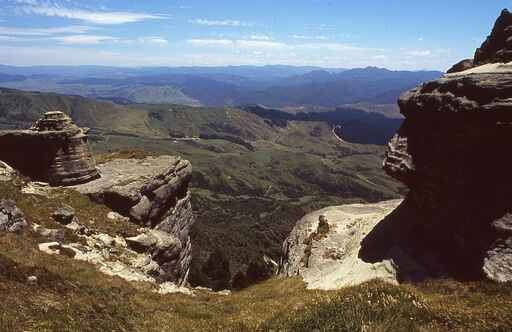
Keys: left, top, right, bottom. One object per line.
{"left": 0, "top": 0, "right": 509, "bottom": 71}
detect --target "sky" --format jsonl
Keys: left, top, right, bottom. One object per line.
{"left": 0, "top": 0, "right": 509, "bottom": 70}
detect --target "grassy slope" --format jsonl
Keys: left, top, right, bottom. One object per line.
{"left": 1, "top": 231, "right": 511, "bottom": 331}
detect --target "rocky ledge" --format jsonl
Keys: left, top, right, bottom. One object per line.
{"left": 72, "top": 155, "right": 194, "bottom": 285}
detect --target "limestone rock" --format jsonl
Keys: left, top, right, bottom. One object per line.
{"left": 0, "top": 111, "right": 99, "bottom": 186}
{"left": 0, "top": 161, "right": 14, "bottom": 181}
{"left": 0, "top": 199, "right": 27, "bottom": 232}
{"left": 279, "top": 200, "right": 415, "bottom": 289}
{"left": 72, "top": 155, "right": 194, "bottom": 285}
{"left": 32, "top": 223, "right": 65, "bottom": 242}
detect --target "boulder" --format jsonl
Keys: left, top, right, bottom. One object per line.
{"left": 0, "top": 199, "right": 27, "bottom": 232}
{"left": 0, "top": 111, "right": 99, "bottom": 186}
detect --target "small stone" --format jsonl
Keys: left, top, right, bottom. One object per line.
{"left": 107, "top": 211, "right": 129, "bottom": 222}
{"left": 52, "top": 205, "right": 75, "bottom": 225}
{"left": 27, "top": 275, "right": 38, "bottom": 284}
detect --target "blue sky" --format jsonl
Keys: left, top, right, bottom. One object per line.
{"left": 0, "top": 0, "right": 509, "bottom": 70}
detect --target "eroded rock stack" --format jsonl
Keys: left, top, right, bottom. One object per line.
{"left": 362, "top": 9, "right": 512, "bottom": 282}
{"left": 0, "top": 111, "right": 99, "bottom": 186}
{"left": 73, "top": 156, "right": 194, "bottom": 285}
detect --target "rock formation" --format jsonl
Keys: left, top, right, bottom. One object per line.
{"left": 364, "top": 9, "right": 512, "bottom": 283}
{"left": 281, "top": 9, "right": 512, "bottom": 287}
{"left": 0, "top": 111, "right": 99, "bottom": 186}
{"left": 448, "top": 9, "right": 512, "bottom": 73}
{"left": 279, "top": 200, "right": 405, "bottom": 289}
{"left": 73, "top": 156, "right": 194, "bottom": 285}
{"left": 0, "top": 199, "right": 27, "bottom": 233}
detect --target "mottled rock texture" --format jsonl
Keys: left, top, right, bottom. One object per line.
{"left": 279, "top": 200, "right": 410, "bottom": 289}
{"left": 0, "top": 199, "right": 27, "bottom": 233}
{"left": 364, "top": 9, "right": 512, "bottom": 282}
{"left": 73, "top": 156, "right": 194, "bottom": 285}
{"left": 0, "top": 111, "right": 98, "bottom": 186}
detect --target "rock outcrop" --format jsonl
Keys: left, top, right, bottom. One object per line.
{"left": 0, "top": 199, "right": 27, "bottom": 233}
{"left": 73, "top": 156, "right": 194, "bottom": 285}
{"left": 0, "top": 111, "right": 99, "bottom": 186}
{"left": 281, "top": 9, "right": 512, "bottom": 287}
{"left": 448, "top": 9, "right": 512, "bottom": 73}
{"left": 363, "top": 9, "right": 512, "bottom": 282}
{"left": 279, "top": 200, "right": 406, "bottom": 289}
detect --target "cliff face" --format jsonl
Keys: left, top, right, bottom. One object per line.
{"left": 0, "top": 111, "right": 99, "bottom": 186}
{"left": 73, "top": 156, "right": 194, "bottom": 285}
{"left": 363, "top": 9, "right": 512, "bottom": 282}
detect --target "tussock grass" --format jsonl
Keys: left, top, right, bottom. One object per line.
{"left": 1, "top": 226, "right": 512, "bottom": 331}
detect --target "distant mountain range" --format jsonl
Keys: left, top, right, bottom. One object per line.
{"left": 0, "top": 65, "right": 443, "bottom": 109}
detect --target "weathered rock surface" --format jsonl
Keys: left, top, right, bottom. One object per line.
{"left": 0, "top": 199, "right": 27, "bottom": 232}
{"left": 72, "top": 156, "right": 194, "bottom": 285}
{"left": 0, "top": 161, "right": 14, "bottom": 181}
{"left": 0, "top": 111, "right": 99, "bottom": 186}
{"left": 278, "top": 200, "right": 421, "bottom": 289}
{"left": 367, "top": 9, "right": 512, "bottom": 282}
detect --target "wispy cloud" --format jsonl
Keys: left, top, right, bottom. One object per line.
{"left": 292, "top": 34, "right": 328, "bottom": 40}
{"left": 22, "top": 5, "right": 166, "bottom": 25}
{"left": 406, "top": 49, "right": 432, "bottom": 57}
{"left": 189, "top": 18, "right": 252, "bottom": 27}
{"left": 250, "top": 35, "right": 271, "bottom": 41}
{"left": 187, "top": 38, "right": 288, "bottom": 50}
{"left": 0, "top": 25, "right": 92, "bottom": 36}
{"left": 52, "top": 35, "right": 117, "bottom": 45}
{"left": 137, "top": 36, "right": 169, "bottom": 45}
{"left": 236, "top": 40, "right": 289, "bottom": 50}
{"left": 187, "top": 39, "right": 234, "bottom": 47}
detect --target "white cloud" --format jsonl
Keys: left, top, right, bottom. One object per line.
{"left": 236, "top": 40, "right": 289, "bottom": 50}
{"left": 187, "top": 38, "right": 288, "bottom": 50}
{"left": 52, "top": 35, "right": 117, "bottom": 44}
{"left": 418, "top": 37, "right": 424, "bottom": 41}
{"left": 301, "top": 42, "right": 379, "bottom": 52}
{"left": 22, "top": 5, "right": 166, "bottom": 24}
{"left": 0, "top": 25, "right": 92, "bottom": 36}
{"left": 187, "top": 39, "right": 234, "bottom": 47}
{"left": 189, "top": 18, "right": 252, "bottom": 27}
{"left": 250, "top": 35, "right": 271, "bottom": 41}
{"left": 0, "top": 35, "right": 22, "bottom": 41}
{"left": 407, "top": 50, "right": 432, "bottom": 56}
{"left": 138, "top": 36, "right": 169, "bottom": 45}
{"left": 292, "top": 34, "right": 328, "bottom": 40}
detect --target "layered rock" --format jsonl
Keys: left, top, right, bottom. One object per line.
{"left": 73, "top": 156, "right": 194, "bottom": 285}
{"left": 363, "top": 9, "right": 512, "bottom": 282}
{"left": 0, "top": 111, "right": 99, "bottom": 186}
